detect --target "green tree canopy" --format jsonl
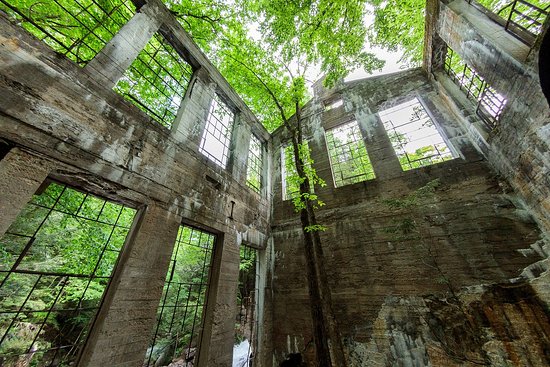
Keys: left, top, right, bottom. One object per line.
{"left": 209, "top": 0, "right": 385, "bottom": 131}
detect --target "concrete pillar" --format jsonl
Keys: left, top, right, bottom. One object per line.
{"left": 84, "top": 1, "right": 163, "bottom": 89}
{"left": 228, "top": 114, "right": 252, "bottom": 183}
{"left": 172, "top": 69, "right": 215, "bottom": 147}
{"left": 197, "top": 233, "right": 240, "bottom": 366}
{"left": 356, "top": 114, "right": 403, "bottom": 180}
{"left": 80, "top": 204, "right": 181, "bottom": 367}
{"left": 0, "top": 148, "right": 53, "bottom": 237}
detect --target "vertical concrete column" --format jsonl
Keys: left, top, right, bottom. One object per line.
{"left": 356, "top": 114, "right": 403, "bottom": 180}
{"left": 172, "top": 69, "right": 215, "bottom": 147}
{"left": 80, "top": 204, "right": 181, "bottom": 367}
{"left": 0, "top": 148, "right": 53, "bottom": 237}
{"left": 84, "top": 1, "right": 163, "bottom": 89}
{"left": 228, "top": 114, "right": 252, "bottom": 183}
{"left": 198, "top": 233, "right": 240, "bottom": 366}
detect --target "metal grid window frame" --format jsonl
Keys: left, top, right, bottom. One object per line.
{"left": 444, "top": 47, "right": 507, "bottom": 130}
{"left": 281, "top": 144, "right": 299, "bottom": 201}
{"left": 324, "top": 120, "right": 375, "bottom": 188}
{"left": 0, "top": 0, "right": 135, "bottom": 66}
{"left": 145, "top": 224, "right": 215, "bottom": 367}
{"left": 246, "top": 135, "right": 264, "bottom": 194}
{"left": 281, "top": 142, "right": 314, "bottom": 201}
{"left": 234, "top": 245, "right": 258, "bottom": 367}
{"left": 503, "top": 0, "right": 549, "bottom": 36}
{"left": 0, "top": 181, "right": 136, "bottom": 366}
{"left": 113, "top": 32, "right": 193, "bottom": 129}
{"left": 467, "top": 0, "right": 548, "bottom": 45}
{"left": 379, "top": 98, "right": 454, "bottom": 171}
{"left": 199, "top": 94, "right": 235, "bottom": 168}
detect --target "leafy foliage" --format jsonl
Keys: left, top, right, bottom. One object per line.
{"left": 282, "top": 143, "right": 326, "bottom": 211}
{"left": 366, "top": 0, "right": 549, "bottom": 66}
{"left": 0, "top": 182, "right": 136, "bottom": 367}
{"left": 0, "top": 0, "right": 135, "bottom": 66}
{"left": 145, "top": 226, "right": 214, "bottom": 367}
{"left": 366, "top": 0, "right": 426, "bottom": 65}
{"left": 325, "top": 120, "right": 375, "bottom": 187}
{"left": 113, "top": 33, "right": 193, "bottom": 128}
{"left": 235, "top": 246, "right": 256, "bottom": 345}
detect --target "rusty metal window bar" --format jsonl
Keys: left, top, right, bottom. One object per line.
{"left": 234, "top": 245, "right": 257, "bottom": 367}
{"left": 468, "top": 0, "right": 548, "bottom": 45}
{"left": 0, "top": 0, "right": 135, "bottom": 66}
{"left": 324, "top": 120, "right": 375, "bottom": 187}
{"left": 379, "top": 98, "right": 454, "bottom": 171}
{"left": 444, "top": 47, "right": 507, "bottom": 130}
{"left": 502, "top": 0, "right": 549, "bottom": 41}
{"left": 246, "top": 135, "right": 263, "bottom": 194}
{"left": 199, "top": 94, "right": 235, "bottom": 168}
{"left": 113, "top": 33, "right": 193, "bottom": 129}
{"left": 145, "top": 225, "right": 214, "bottom": 367}
{"left": 0, "top": 181, "right": 136, "bottom": 366}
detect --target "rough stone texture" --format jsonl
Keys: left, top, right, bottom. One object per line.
{"left": 431, "top": 0, "right": 550, "bottom": 236}
{"left": 0, "top": 2, "right": 270, "bottom": 365}
{"left": 81, "top": 204, "right": 181, "bottom": 366}
{"left": 0, "top": 148, "right": 54, "bottom": 236}
{"left": 266, "top": 68, "right": 550, "bottom": 366}
{"left": 1, "top": 0, "right": 549, "bottom": 366}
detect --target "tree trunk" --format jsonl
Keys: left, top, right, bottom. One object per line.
{"left": 288, "top": 105, "right": 347, "bottom": 367}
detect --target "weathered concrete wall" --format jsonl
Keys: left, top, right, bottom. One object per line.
{"left": 430, "top": 0, "right": 550, "bottom": 237}
{"left": 0, "top": 2, "right": 270, "bottom": 365}
{"left": 267, "top": 69, "right": 550, "bottom": 366}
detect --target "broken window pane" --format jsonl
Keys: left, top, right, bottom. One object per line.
{"left": 325, "top": 120, "right": 375, "bottom": 187}
{"left": 113, "top": 33, "right": 193, "bottom": 129}
{"left": 199, "top": 94, "right": 235, "bottom": 168}
{"left": 379, "top": 98, "right": 454, "bottom": 171}
{"left": 145, "top": 225, "right": 215, "bottom": 367}
{"left": 0, "top": 181, "right": 136, "bottom": 366}
{"left": 246, "top": 135, "right": 263, "bottom": 194}
{"left": 0, "top": 0, "right": 135, "bottom": 66}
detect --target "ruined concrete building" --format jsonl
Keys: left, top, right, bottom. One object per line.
{"left": 0, "top": 0, "right": 549, "bottom": 365}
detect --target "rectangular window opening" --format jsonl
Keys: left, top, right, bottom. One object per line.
{"left": 379, "top": 98, "right": 454, "bottom": 171}
{"left": 233, "top": 245, "right": 258, "bottom": 367}
{"left": 444, "top": 46, "right": 507, "bottom": 130}
{"left": 113, "top": 33, "right": 193, "bottom": 129}
{"left": 0, "top": 0, "right": 135, "bottom": 66}
{"left": 199, "top": 94, "right": 235, "bottom": 168}
{"left": 325, "top": 120, "right": 375, "bottom": 187}
{"left": 246, "top": 135, "right": 263, "bottom": 194}
{"left": 324, "top": 99, "right": 344, "bottom": 111}
{"left": 0, "top": 181, "right": 137, "bottom": 366}
{"left": 281, "top": 142, "right": 314, "bottom": 201}
{"left": 144, "top": 225, "right": 215, "bottom": 367}
{"left": 281, "top": 145, "right": 299, "bottom": 201}
{"left": 473, "top": 0, "right": 548, "bottom": 40}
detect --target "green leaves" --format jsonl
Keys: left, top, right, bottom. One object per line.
{"left": 304, "top": 224, "right": 327, "bottom": 233}
{"left": 366, "top": 0, "right": 425, "bottom": 66}
{"left": 0, "top": 0, "right": 135, "bottom": 66}
{"left": 0, "top": 183, "right": 137, "bottom": 363}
